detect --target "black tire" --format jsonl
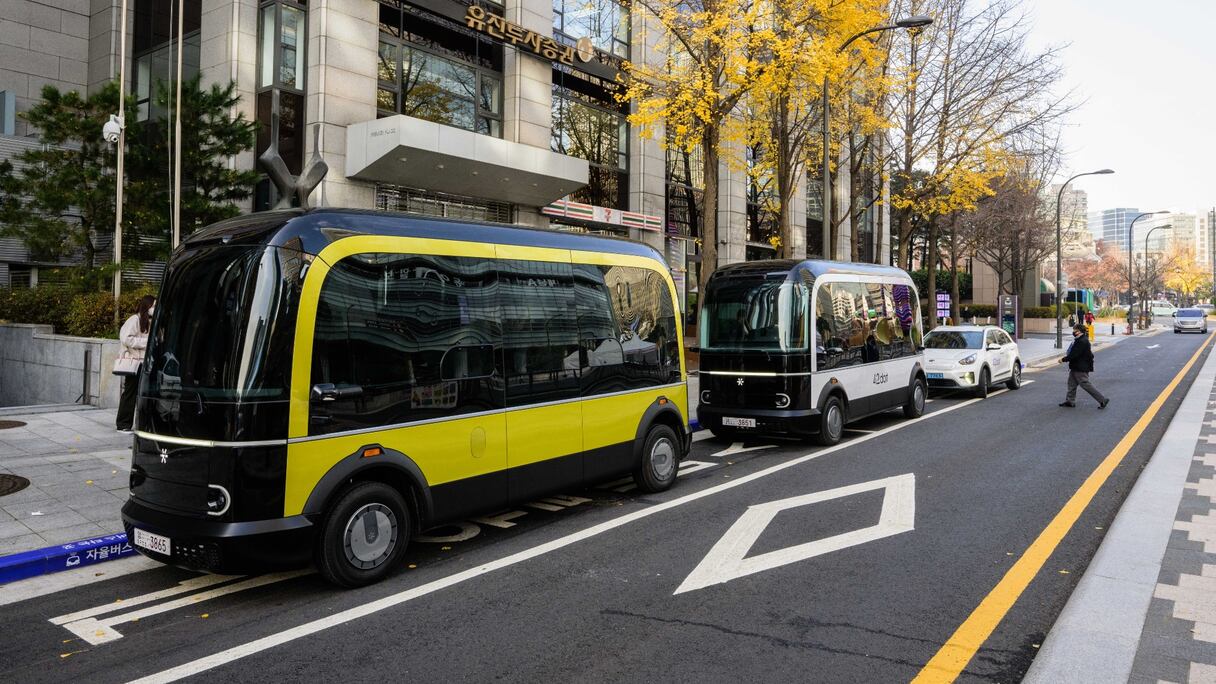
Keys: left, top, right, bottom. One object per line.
{"left": 1006, "top": 359, "right": 1022, "bottom": 390}
{"left": 815, "top": 394, "right": 845, "bottom": 446}
{"left": 903, "top": 376, "right": 926, "bottom": 418}
{"left": 316, "top": 481, "right": 411, "bottom": 588}
{"left": 973, "top": 367, "right": 990, "bottom": 399}
{"left": 634, "top": 423, "right": 681, "bottom": 493}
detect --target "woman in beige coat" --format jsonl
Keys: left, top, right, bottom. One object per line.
{"left": 116, "top": 295, "right": 156, "bottom": 432}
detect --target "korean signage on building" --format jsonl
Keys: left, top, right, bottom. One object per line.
{"left": 543, "top": 199, "right": 663, "bottom": 232}
{"left": 465, "top": 6, "right": 586, "bottom": 66}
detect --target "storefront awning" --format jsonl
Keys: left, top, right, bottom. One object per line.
{"left": 346, "top": 115, "right": 589, "bottom": 207}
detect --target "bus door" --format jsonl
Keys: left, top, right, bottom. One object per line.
{"left": 497, "top": 247, "right": 583, "bottom": 502}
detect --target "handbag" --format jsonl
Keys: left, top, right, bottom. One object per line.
{"left": 112, "top": 351, "right": 140, "bottom": 376}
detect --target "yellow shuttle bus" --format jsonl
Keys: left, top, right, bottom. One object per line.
{"left": 122, "top": 209, "right": 689, "bottom": 586}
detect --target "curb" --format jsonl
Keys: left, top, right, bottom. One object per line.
{"left": 0, "top": 532, "right": 135, "bottom": 585}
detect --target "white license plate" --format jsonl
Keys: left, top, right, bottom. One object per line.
{"left": 721, "top": 417, "right": 756, "bottom": 428}
{"left": 133, "top": 528, "right": 171, "bottom": 556}
{"left": 927, "top": 372, "right": 944, "bottom": 379}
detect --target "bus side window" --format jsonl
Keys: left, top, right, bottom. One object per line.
{"left": 599, "top": 265, "right": 680, "bottom": 387}
{"left": 309, "top": 253, "right": 502, "bottom": 436}
{"left": 574, "top": 264, "right": 629, "bottom": 396}
{"left": 499, "top": 259, "right": 580, "bottom": 406}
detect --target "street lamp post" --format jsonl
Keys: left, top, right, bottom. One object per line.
{"left": 821, "top": 15, "right": 931, "bottom": 260}
{"left": 111, "top": 0, "right": 129, "bottom": 325}
{"left": 1127, "top": 211, "right": 1168, "bottom": 332}
{"left": 1143, "top": 224, "right": 1170, "bottom": 328}
{"left": 1055, "top": 169, "right": 1114, "bottom": 349}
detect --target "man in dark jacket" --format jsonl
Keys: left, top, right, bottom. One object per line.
{"left": 1059, "top": 323, "right": 1109, "bottom": 408}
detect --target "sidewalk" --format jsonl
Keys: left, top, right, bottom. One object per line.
{"left": 0, "top": 407, "right": 130, "bottom": 557}
{"left": 1025, "top": 336, "right": 1216, "bottom": 683}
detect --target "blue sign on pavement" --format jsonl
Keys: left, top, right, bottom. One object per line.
{"left": 0, "top": 532, "right": 134, "bottom": 584}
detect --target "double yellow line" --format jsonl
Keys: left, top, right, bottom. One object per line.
{"left": 914, "top": 331, "right": 1216, "bottom": 683}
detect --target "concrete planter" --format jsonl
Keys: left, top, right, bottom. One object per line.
{"left": 0, "top": 323, "right": 121, "bottom": 408}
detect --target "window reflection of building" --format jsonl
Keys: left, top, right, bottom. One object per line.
{"left": 376, "top": 0, "right": 504, "bottom": 137}
{"left": 552, "top": 0, "right": 630, "bottom": 58}
{"left": 551, "top": 67, "right": 628, "bottom": 209}
{"left": 665, "top": 140, "right": 703, "bottom": 308}
{"left": 806, "top": 175, "right": 824, "bottom": 258}
{"left": 132, "top": 0, "right": 201, "bottom": 123}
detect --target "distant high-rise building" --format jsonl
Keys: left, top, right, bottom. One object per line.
{"left": 1050, "top": 185, "right": 1091, "bottom": 257}
{"left": 1136, "top": 212, "right": 1196, "bottom": 256}
{"left": 1087, "top": 208, "right": 1141, "bottom": 252}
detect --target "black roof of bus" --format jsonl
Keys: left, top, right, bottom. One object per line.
{"left": 180, "top": 208, "right": 668, "bottom": 266}
{"left": 710, "top": 259, "right": 913, "bottom": 280}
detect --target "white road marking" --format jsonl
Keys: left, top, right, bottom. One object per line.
{"left": 131, "top": 393, "right": 986, "bottom": 684}
{"left": 0, "top": 556, "right": 162, "bottom": 607}
{"left": 50, "top": 574, "right": 232, "bottom": 626}
{"left": 692, "top": 431, "right": 714, "bottom": 443}
{"left": 54, "top": 570, "right": 312, "bottom": 645}
{"left": 612, "top": 460, "right": 719, "bottom": 492}
{"left": 470, "top": 510, "right": 528, "bottom": 529}
{"left": 709, "top": 442, "right": 777, "bottom": 458}
{"left": 673, "top": 473, "right": 916, "bottom": 594}
{"left": 1147, "top": 344, "right": 1161, "bottom": 349}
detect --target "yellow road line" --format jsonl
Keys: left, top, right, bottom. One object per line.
{"left": 913, "top": 331, "right": 1216, "bottom": 683}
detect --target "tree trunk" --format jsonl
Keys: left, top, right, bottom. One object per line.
{"left": 699, "top": 124, "right": 721, "bottom": 294}
{"left": 950, "top": 218, "right": 960, "bottom": 321}
{"left": 926, "top": 220, "right": 938, "bottom": 330}
{"left": 774, "top": 99, "right": 796, "bottom": 260}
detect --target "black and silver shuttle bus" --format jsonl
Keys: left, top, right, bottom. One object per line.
{"left": 696, "top": 260, "right": 926, "bottom": 445}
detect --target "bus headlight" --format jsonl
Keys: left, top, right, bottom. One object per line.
{"left": 959, "top": 354, "right": 977, "bottom": 365}
{"left": 207, "top": 484, "right": 231, "bottom": 516}
{"left": 775, "top": 393, "right": 790, "bottom": 408}
{"left": 700, "top": 390, "right": 711, "bottom": 404}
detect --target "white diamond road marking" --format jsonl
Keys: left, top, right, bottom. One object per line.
{"left": 674, "top": 473, "right": 916, "bottom": 594}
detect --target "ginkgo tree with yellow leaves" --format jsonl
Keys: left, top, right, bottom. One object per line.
{"left": 1165, "top": 245, "right": 1209, "bottom": 305}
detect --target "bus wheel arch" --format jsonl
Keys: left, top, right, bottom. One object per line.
{"left": 632, "top": 401, "right": 687, "bottom": 493}
{"left": 303, "top": 449, "right": 433, "bottom": 537}
{"left": 315, "top": 480, "right": 412, "bottom": 587}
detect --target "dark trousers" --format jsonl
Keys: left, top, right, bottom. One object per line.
{"left": 1067, "top": 371, "right": 1107, "bottom": 404}
{"left": 116, "top": 375, "right": 138, "bottom": 430}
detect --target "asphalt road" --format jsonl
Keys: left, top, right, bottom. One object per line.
{"left": 2, "top": 326, "right": 1210, "bottom": 684}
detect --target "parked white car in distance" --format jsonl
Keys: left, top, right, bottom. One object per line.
{"left": 922, "top": 325, "right": 1022, "bottom": 398}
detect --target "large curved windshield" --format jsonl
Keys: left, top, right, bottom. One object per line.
{"left": 923, "top": 331, "right": 982, "bottom": 349}
{"left": 1178, "top": 309, "right": 1203, "bottom": 318}
{"left": 142, "top": 245, "right": 303, "bottom": 402}
{"left": 701, "top": 276, "right": 808, "bottom": 352}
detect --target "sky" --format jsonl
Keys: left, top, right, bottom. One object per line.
{"left": 1022, "top": 0, "right": 1216, "bottom": 216}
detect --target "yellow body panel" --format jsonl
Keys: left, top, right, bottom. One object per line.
{"left": 284, "top": 231, "right": 688, "bottom": 519}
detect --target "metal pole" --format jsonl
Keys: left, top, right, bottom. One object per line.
{"left": 1055, "top": 182, "right": 1064, "bottom": 348}
{"left": 172, "top": 0, "right": 184, "bottom": 248}
{"left": 821, "top": 76, "right": 831, "bottom": 260}
{"left": 112, "top": 0, "right": 128, "bottom": 325}
{"left": 1143, "top": 225, "right": 1168, "bottom": 328}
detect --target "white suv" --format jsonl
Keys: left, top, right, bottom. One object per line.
{"left": 922, "top": 325, "right": 1022, "bottom": 398}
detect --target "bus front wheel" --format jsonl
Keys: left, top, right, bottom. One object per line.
{"left": 634, "top": 423, "right": 680, "bottom": 493}
{"left": 316, "top": 481, "right": 411, "bottom": 588}
{"left": 815, "top": 395, "right": 845, "bottom": 446}
{"left": 903, "top": 377, "right": 926, "bottom": 418}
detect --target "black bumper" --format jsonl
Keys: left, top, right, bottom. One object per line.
{"left": 697, "top": 405, "right": 820, "bottom": 437}
{"left": 122, "top": 499, "right": 316, "bottom": 574}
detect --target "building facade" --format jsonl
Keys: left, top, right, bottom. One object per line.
{"left": 1, "top": 0, "right": 892, "bottom": 307}
{"left": 1087, "top": 207, "right": 1141, "bottom": 253}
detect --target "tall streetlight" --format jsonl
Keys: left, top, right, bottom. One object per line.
{"left": 1127, "top": 211, "right": 1168, "bottom": 330}
{"left": 821, "top": 15, "right": 932, "bottom": 260}
{"left": 1055, "top": 169, "right": 1114, "bottom": 349}
{"left": 1143, "top": 224, "right": 1171, "bottom": 328}
{"left": 110, "top": 0, "right": 130, "bottom": 324}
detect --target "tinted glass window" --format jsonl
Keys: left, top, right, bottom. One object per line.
{"left": 310, "top": 253, "right": 502, "bottom": 435}
{"left": 1179, "top": 309, "right": 1203, "bottom": 318}
{"left": 144, "top": 245, "right": 301, "bottom": 403}
{"left": 702, "top": 276, "right": 807, "bottom": 352}
{"left": 499, "top": 259, "right": 580, "bottom": 405}
{"left": 997, "top": 330, "right": 1014, "bottom": 345}
{"left": 923, "top": 331, "right": 983, "bottom": 349}
{"left": 600, "top": 265, "right": 681, "bottom": 388}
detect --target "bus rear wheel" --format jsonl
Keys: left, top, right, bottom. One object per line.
{"left": 316, "top": 481, "right": 411, "bottom": 588}
{"left": 903, "top": 376, "right": 926, "bottom": 418}
{"left": 634, "top": 423, "right": 680, "bottom": 493}
{"left": 815, "top": 395, "right": 845, "bottom": 446}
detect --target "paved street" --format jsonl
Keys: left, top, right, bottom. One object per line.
{"left": 0, "top": 327, "right": 1208, "bottom": 683}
